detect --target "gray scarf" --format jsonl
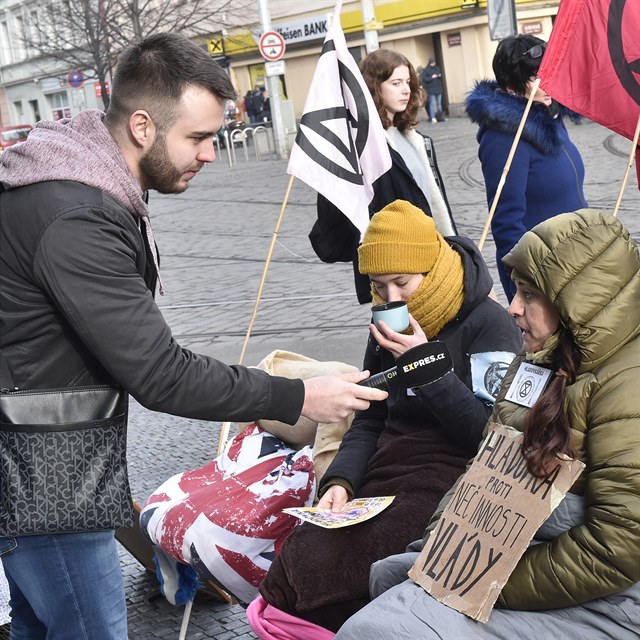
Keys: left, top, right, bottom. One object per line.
{"left": 0, "top": 109, "right": 164, "bottom": 293}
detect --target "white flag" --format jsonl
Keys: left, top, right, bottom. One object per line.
{"left": 287, "top": 0, "right": 391, "bottom": 238}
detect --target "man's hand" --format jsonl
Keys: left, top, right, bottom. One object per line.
{"left": 301, "top": 371, "right": 387, "bottom": 423}
{"left": 317, "top": 485, "right": 349, "bottom": 512}
{"left": 370, "top": 313, "right": 428, "bottom": 359}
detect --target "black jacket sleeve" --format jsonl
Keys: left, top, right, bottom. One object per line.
{"left": 310, "top": 194, "right": 360, "bottom": 263}
{"left": 412, "top": 370, "right": 491, "bottom": 453}
{"left": 32, "top": 204, "right": 304, "bottom": 425}
{"left": 413, "top": 301, "right": 521, "bottom": 450}
{"left": 318, "top": 336, "right": 387, "bottom": 495}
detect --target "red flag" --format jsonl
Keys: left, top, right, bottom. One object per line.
{"left": 537, "top": 0, "right": 640, "bottom": 185}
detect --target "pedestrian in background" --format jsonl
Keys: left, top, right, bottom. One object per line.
{"left": 0, "top": 33, "right": 386, "bottom": 639}
{"left": 261, "top": 88, "right": 271, "bottom": 123}
{"left": 421, "top": 58, "right": 444, "bottom": 123}
{"left": 311, "top": 48, "right": 457, "bottom": 304}
{"left": 466, "top": 34, "right": 587, "bottom": 301}
{"left": 247, "top": 85, "right": 265, "bottom": 124}
{"left": 244, "top": 89, "right": 257, "bottom": 124}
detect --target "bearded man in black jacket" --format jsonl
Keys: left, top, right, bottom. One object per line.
{"left": 0, "top": 33, "right": 385, "bottom": 639}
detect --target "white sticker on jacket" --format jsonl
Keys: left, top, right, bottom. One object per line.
{"left": 504, "top": 361, "right": 553, "bottom": 408}
{"left": 471, "top": 351, "right": 516, "bottom": 402}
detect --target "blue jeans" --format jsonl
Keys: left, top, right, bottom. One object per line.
{"left": 428, "top": 93, "right": 443, "bottom": 119}
{"left": 0, "top": 530, "right": 126, "bottom": 639}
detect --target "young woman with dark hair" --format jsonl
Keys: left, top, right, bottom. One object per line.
{"left": 311, "top": 49, "right": 457, "bottom": 304}
{"left": 334, "top": 209, "right": 640, "bottom": 640}
{"left": 361, "top": 48, "right": 424, "bottom": 131}
{"left": 466, "top": 34, "right": 587, "bottom": 302}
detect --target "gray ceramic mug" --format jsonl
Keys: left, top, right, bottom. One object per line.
{"left": 371, "top": 301, "right": 409, "bottom": 333}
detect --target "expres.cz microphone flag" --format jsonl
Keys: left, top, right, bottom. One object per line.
{"left": 537, "top": 0, "right": 640, "bottom": 186}
{"left": 287, "top": 0, "right": 391, "bottom": 237}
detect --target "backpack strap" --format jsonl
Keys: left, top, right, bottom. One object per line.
{"left": 423, "top": 136, "right": 444, "bottom": 195}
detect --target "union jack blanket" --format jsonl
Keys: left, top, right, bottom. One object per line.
{"left": 140, "top": 423, "right": 316, "bottom": 604}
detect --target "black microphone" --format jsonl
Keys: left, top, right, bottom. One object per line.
{"left": 358, "top": 366, "right": 398, "bottom": 390}
{"left": 358, "top": 342, "right": 453, "bottom": 390}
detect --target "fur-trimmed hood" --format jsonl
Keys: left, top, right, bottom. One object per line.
{"left": 465, "top": 79, "right": 580, "bottom": 155}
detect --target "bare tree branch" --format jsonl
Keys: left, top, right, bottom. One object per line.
{"left": 19, "top": 0, "right": 255, "bottom": 109}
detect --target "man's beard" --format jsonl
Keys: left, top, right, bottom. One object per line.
{"left": 139, "top": 134, "right": 187, "bottom": 194}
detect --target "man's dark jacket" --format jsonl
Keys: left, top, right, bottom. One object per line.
{"left": 0, "top": 180, "right": 303, "bottom": 423}
{"left": 421, "top": 64, "right": 443, "bottom": 95}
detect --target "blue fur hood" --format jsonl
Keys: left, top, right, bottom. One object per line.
{"left": 465, "top": 80, "right": 580, "bottom": 155}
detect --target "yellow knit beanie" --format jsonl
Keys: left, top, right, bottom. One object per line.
{"left": 358, "top": 200, "right": 441, "bottom": 274}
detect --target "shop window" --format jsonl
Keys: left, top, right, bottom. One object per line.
{"left": 13, "top": 101, "right": 24, "bottom": 120}
{"left": 47, "top": 91, "right": 72, "bottom": 120}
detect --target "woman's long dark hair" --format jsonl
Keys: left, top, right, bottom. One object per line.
{"left": 522, "top": 326, "right": 581, "bottom": 478}
{"left": 360, "top": 49, "right": 424, "bottom": 131}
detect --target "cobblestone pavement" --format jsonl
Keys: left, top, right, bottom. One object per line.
{"left": 120, "top": 114, "right": 639, "bottom": 639}
{"left": 3, "top": 113, "right": 638, "bottom": 639}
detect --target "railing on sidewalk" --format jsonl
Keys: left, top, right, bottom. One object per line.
{"left": 214, "top": 125, "right": 275, "bottom": 168}
{"left": 213, "top": 132, "right": 232, "bottom": 168}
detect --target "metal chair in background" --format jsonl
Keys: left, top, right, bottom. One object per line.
{"left": 251, "top": 126, "right": 274, "bottom": 160}
{"left": 213, "top": 132, "right": 233, "bottom": 168}
{"left": 229, "top": 128, "right": 249, "bottom": 164}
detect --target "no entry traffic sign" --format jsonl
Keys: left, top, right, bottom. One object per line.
{"left": 67, "top": 70, "right": 85, "bottom": 89}
{"left": 259, "top": 31, "right": 286, "bottom": 62}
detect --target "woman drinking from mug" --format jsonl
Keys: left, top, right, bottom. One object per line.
{"left": 310, "top": 49, "right": 457, "bottom": 304}
{"left": 334, "top": 209, "right": 640, "bottom": 640}
{"left": 248, "top": 200, "right": 522, "bottom": 637}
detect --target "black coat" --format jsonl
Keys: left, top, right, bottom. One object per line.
{"left": 311, "top": 135, "right": 455, "bottom": 304}
{"left": 318, "top": 235, "right": 523, "bottom": 497}
{"left": 0, "top": 180, "right": 304, "bottom": 424}
{"left": 421, "top": 64, "right": 443, "bottom": 95}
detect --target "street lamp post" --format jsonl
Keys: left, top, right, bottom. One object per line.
{"left": 257, "top": 0, "right": 287, "bottom": 159}
{"left": 361, "top": 0, "right": 380, "bottom": 53}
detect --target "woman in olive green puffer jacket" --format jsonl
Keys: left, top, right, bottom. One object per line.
{"left": 334, "top": 209, "right": 640, "bottom": 640}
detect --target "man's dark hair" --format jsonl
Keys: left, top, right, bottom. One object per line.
{"left": 106, "top": 32, "right": 236, "bottom": 132}
{"left": 492, "top": 34, "right": 546, "bottom": 96}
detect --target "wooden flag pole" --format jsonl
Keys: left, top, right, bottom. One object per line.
{"left": 477, "top": 78, "right": 541, "bottom": 252}
{"left": 612, "top": 112, "right": 640, "bottom": 218}
{"left": 216, "top": 173, "right": 296, "bottom": 456}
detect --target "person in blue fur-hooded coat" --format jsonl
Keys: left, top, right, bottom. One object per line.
{"left": 466, "top": 34, "right": 587, "bottom": 301}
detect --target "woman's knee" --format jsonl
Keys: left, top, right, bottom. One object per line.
{"left": 369, "top": 551, "right": 420, "bottom": 599}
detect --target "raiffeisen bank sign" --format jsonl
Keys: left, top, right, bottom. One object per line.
{"left": 273, "top": 16, "right": 328, "bottom": 45}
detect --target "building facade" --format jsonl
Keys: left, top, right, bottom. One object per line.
{"left": 0, "top": 0, "right": 560, "bottom": 128}
{"left": 218, "top": 0, "right": 559, "bottom": 120}
{"left": 0, "top": 0, "right": 108, "bottom": 127}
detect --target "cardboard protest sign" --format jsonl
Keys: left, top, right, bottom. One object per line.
{"left": 408, "top": 423, "right": 585, "bottom": 622}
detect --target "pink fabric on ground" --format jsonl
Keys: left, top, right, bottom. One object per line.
{"left": 247, "top": 595, "right": 335, "bottom": 640}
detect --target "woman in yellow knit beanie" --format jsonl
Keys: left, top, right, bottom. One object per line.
{"left": 259, "top": 199, "right": 523, "bottom": 634}
{"left": 358, "top": 199, "right": 464, "bottom": 339}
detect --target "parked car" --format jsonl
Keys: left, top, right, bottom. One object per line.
{"left": 0, "top": 124, "right": 32, "bottom": 151}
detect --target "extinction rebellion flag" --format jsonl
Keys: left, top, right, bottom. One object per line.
{"left": 537, "top": 0, "right": 640, "bottom": 185}
{"left": 287, "top": 0, "right": 391, "bottom": 237}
